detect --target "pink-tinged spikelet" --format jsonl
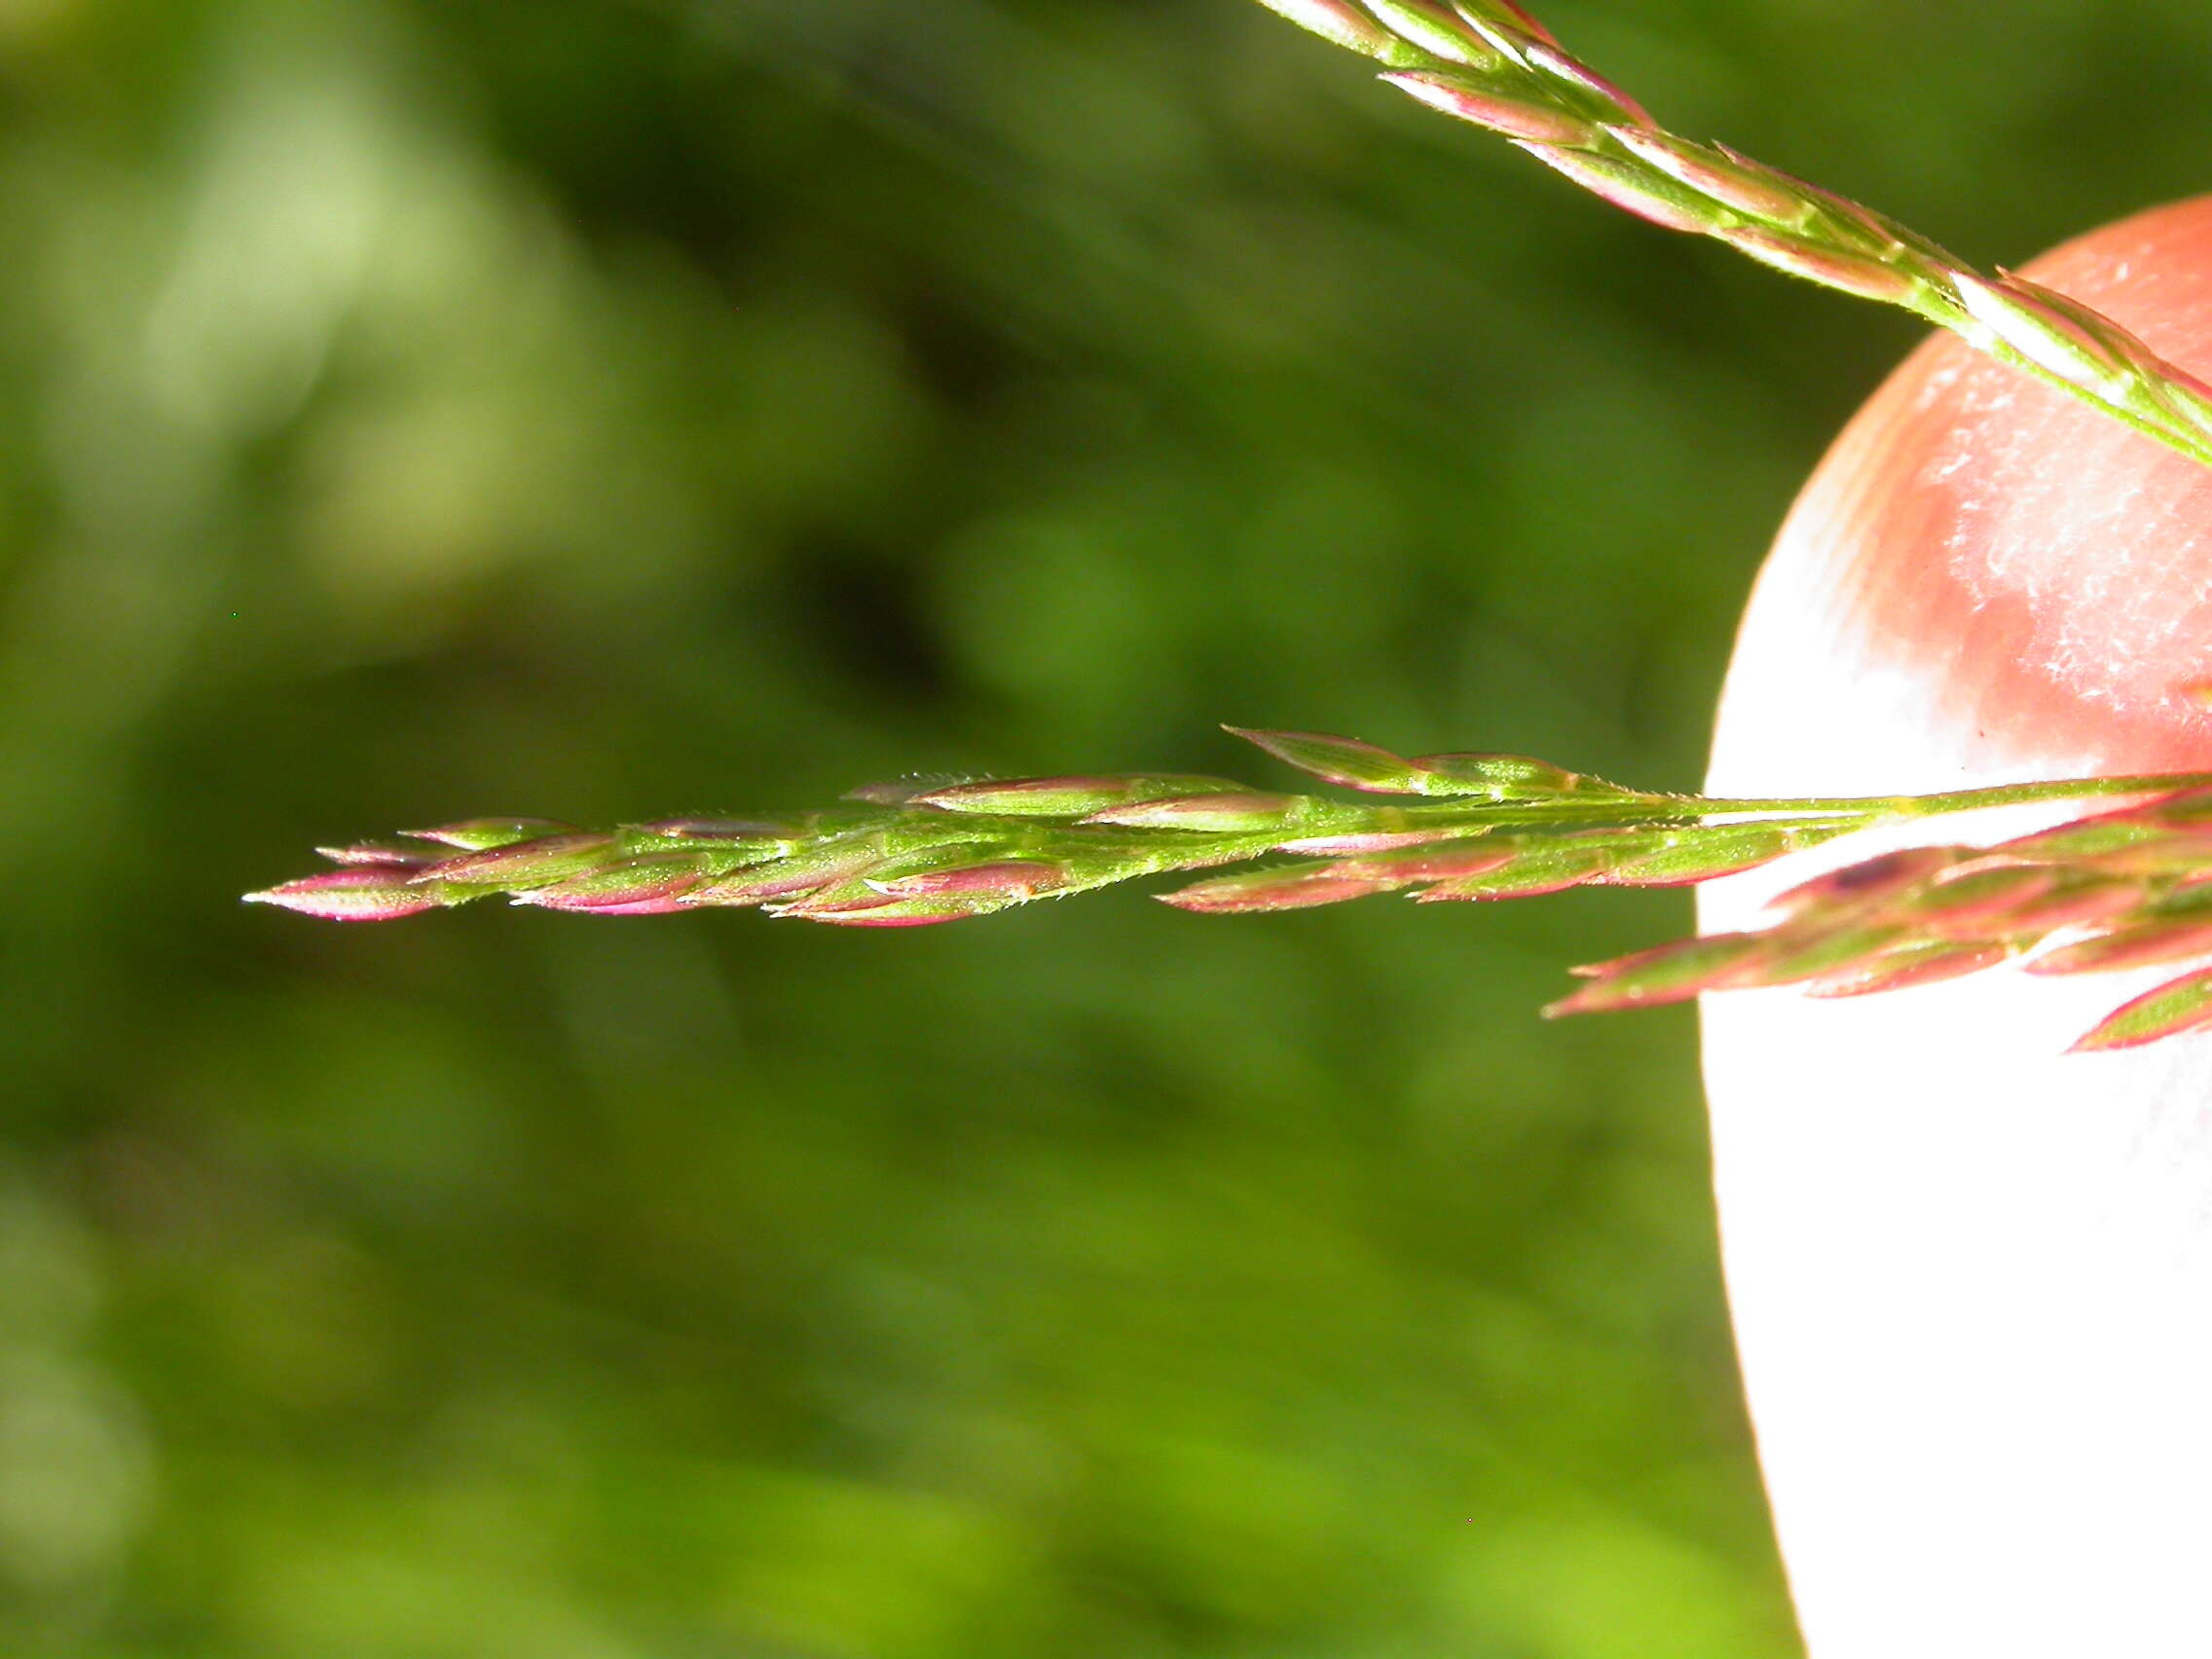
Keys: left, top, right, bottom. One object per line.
{"left": 1723, "top": 231, "right": 1924, "bottom": 306}
{"left": 419, "top": 832, "right": 616, "bottom": 887}
{"left": 1605, "top": 128, "right": 1803, "bottom": 224}
{"left": 1250, "top": 0, "right": 1399, "bottom": 59}
{"left": 400, "top": 817, "right": 575, "bottom": 851}
{"left": 1223, "top": 726, "right": 1435, "bottom": 793}
{"left": 1158, "top": 866, "right": 1397, "bottom": 913}
{"left": 2071, "top": 964, "right": 2212, "bottom": 1051}
{"left": 244, "top": 868, "right": 445, "bottom": 922}
{"left": 511, "top": 854, "right": 709, "bottom": 914}
{"left": 1509, "top": 142, "right": 1713, "bottom": 236}
{"left": 865, "top": 860, "right": 1065, "bottom": 900}
{"left": 1381, "top": 70, "right": 1594, "bottom": 146}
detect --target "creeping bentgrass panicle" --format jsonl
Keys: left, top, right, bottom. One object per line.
{"left": 1256, "top": 0, "right": 2212, "bottom": 468}
{"left": 250, "top": 729, "right": 2212, "bottom": 1051}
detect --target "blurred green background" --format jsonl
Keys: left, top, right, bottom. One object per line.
{"left": 1, "top": 0, "right": 2204, "bottom": 1653}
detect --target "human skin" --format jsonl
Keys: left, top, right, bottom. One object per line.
{"left": 1699, "top": 197, "right": 2212, "bottom": 1658}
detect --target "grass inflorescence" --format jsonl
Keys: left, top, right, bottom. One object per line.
{"left": 250, "top": 727, "right": 2212, "bottom": 1053}
{"left": 253, "top": 1, "right": 2212, "bottom": 1055}
{"left": 1256, "top": 0, "right": 2212, "bottom": 468}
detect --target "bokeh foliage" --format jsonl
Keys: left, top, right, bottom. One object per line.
{"left": 2, "top": 0, "right": 2204, "bottom": 1653}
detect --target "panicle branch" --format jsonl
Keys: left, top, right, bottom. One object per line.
{"left": 1253, "top": 0, "right": 2212, "bottom": 469}
{"left": 247, "top": 727, "right": 1684, "bottom": 930}
{"left": 1550, "top": 786, "right": 2212, "bottom": 1052}
{"left": 251, "top": 729, "right": 2212, "bottom": 1051}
